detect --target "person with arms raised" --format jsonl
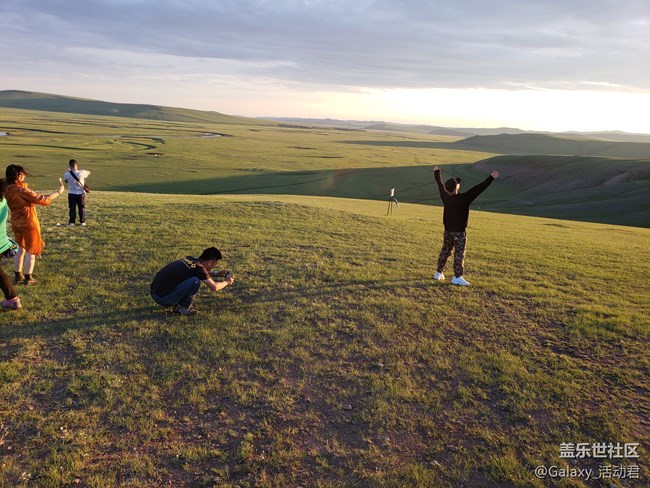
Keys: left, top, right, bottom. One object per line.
{"left": 433, "top": 165, "right": 499, "bottom": 286}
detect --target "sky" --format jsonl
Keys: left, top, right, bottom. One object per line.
{"left": 1, "top": 0, "right": 649, "bottom": 133}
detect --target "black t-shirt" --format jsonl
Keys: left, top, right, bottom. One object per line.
{"left": 150, "top": 256, "right": 210, "bottom": 296}
{"left": 434, "top": 171, "right": 494, "bottom": 232}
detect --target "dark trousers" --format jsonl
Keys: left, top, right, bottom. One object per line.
{"left": 68, "top": 193, "right": 86, "bottom": 224}
{"left": 0, "top": 266, "right": 17, "bottom": 299}
{"left": 150, "top": 277, "right": 201, "bottom": 309}
{"left": 436, "top": 231, "right": 467, "bottom": 278}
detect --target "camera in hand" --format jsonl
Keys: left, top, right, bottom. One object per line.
{"left": 213, "top": 270, "right": 232, "bottom": 280}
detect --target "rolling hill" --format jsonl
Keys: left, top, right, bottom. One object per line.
{"left": 472, "top": 155, "right": 650, "bottom": 226}
{"left": 456, "top": 133, "right": 650, "bottom": 159}
{"left": 265, "top": 117, "right": 650, "bottom": 142}
{"left": 263, "top": 117, "right": 528, "bottom": 136}
{"left": 0, "top": 90, "right": 270, "bottom": 125}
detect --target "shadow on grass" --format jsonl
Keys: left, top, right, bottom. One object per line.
{"left": 0, "top": 306, "right": 156, "bottom": 340}
{"left": 1, "top": 277, "right": 451, "bottom": 342}
{"left": 221, "top": 277, "right": 459, "bottom": 318}
{"left": 116, "top": 157, "right": 649, "bottom": 227}
{"left": 116, "top": 163, "right": 490, "bottom": 204}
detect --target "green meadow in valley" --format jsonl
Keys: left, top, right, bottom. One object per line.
{"left": 1, "top": 104, "right": 648, "bottom": 227}
{"left": 0, "top": 102, "right": 649, "bottom": 486}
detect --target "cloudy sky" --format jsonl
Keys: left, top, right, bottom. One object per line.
{"left": 1, "top": 0, "right": 649, "bottom": 132}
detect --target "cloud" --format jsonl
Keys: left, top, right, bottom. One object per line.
{"left": 1, "top": 0, "right": 649, "bottom": 91}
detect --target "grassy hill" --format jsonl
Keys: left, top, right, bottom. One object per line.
{"left": 472, "top": 155, "right": 650, "bottom": 226}
{"left": 0, "top": 191, "right": 648, "bottom": 486}
{"left": 456, "top": 133, "right": 650, "bottom": 159}
{"left": 0, "top": 90, "right": 270, "bottom": 125}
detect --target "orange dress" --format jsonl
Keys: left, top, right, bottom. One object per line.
{"left": 5, "top": 182, "right": 51, "bottom": 256}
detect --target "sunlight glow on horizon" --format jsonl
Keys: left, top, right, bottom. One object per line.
{"left": 254, "top": 86, "right": 650, "bottom": 134}
{"left": 169, "top": 76, "right": 650, "bottom": 134}
{"left": 7, "top": 74, "right": 650, "bottom": 135}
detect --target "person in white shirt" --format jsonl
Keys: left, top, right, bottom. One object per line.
{"left": 63, "top": 159, "right": 91, "bottom": 226}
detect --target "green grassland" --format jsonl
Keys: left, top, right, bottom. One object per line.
{"left": 0, "top": 107, "right": 485, "bottom": 190}
{"left": 2, "top": 107, "right": 649, "bottom": 228}
{"left": 0, "top": 103, "right": 649, "bottom": 486}
{"left": 0, "top": 108, "right": 650, "bottom": 227}
{"left": 0, "top": 192, "right": 649, "bottom": 487}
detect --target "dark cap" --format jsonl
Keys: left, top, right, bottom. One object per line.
{"left": 444, "top": 177, "right": 461, "bottom": 192}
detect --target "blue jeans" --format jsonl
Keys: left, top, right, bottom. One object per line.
{"left": 150, "top": 277, "right": 200, "bottom": 308}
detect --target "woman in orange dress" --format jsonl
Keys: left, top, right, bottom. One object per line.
{"left": 5, "top": 164, "right": 64, "bottom": 285}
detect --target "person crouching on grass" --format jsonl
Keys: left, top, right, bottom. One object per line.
{"left": 433, "top": 165, "right": 499, "bottom": 286}
{"left": 150, "top": 247, "right": 235, "bottom": 315}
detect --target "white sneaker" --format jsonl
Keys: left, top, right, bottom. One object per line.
{"left": 451, "top": 276, "right": 471, "bottom": 286}
{"left": 434, "top": 271, "right": 445, "bottom": 281}
{"left": 1, "top": 296, "right": 21, "bottom": 310}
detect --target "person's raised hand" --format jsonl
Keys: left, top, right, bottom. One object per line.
{"left": 491, "top": 170, "right": 499, "bottom": 179}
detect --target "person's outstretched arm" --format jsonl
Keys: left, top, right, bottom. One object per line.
{"left": 433, "top": 166, "right": 446, "bottom": 199}
{"left": 17, "top": 178, "right": 65, "bottom": 205}
{"left": 464, "top": 170, "right": 499, "bottom": 203}
{"left": 202, "top": 274, "right": 235, "bottom": 293}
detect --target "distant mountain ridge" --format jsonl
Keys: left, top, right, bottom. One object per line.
{"left": 264, "top": 117, "right": 650, "bottom": 143}
{"left": 0, "top": 90, "right": 268, "bottom": 125}
{"left": 3, "top": 91, "right": 649, "bottom": 143}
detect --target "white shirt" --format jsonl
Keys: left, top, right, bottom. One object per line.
{"left": 64, "top": 169, "right": 91, "bottom": 195}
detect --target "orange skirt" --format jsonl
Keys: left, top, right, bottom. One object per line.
{"left": 12, "top": 224, "right": 45, "bottom": 256}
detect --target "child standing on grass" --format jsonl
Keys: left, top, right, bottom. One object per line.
{"left": 0, "top": 178, "right": 21, "bottom": 309}
{"left": 433, "top": 165, "right": 499, "bottom": 286}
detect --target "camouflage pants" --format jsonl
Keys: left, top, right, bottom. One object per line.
{"left": 436, "top": 231, "right": 467, "bottom": 278}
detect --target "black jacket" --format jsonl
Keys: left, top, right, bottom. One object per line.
{"left": 434, "top": 170, "right": 494, "bottom": 232}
